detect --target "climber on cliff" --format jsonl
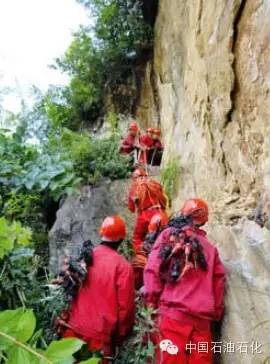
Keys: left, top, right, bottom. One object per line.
{"left": 143, "top": 211, "right": 169, "bottom": 257}
{"left": 63, "top": 215, "right": 135, "bottom": 363}
{"left": 128, "top": 167, "right": 168, "bottom": 289}
{"left": 119, "top": 122, "right": 140, "bottom": 164}
{"left": 144, "top": 198, "right": 226, "bottom": 364}
{"left": 138, "top": 127, "right": 155, "bottom": 165}
{"left": 150, "top": 128, "right": 163, "bottom": 166}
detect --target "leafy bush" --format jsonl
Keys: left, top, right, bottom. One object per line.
{"left": 115, "top": 297, "right": 157, "bottom": 364}
{"left": 79, "top": 0, "right": 152, "bottom": 54}
{"left": 1, "top": 191, "right": 49, "bottom": 248}
{"left": 0, "top": 129, "right": 81, "bottom": 201}
{"left": 105, "top": 111, "right": 119, "bottom": 132}
{"left": 48, "top": 0, "right": 153, "bottom": 128}
{"left": 2, "top": 192, "right": 42, "bottom": 223}
{"left": 0, "top": 307, "right": 94, "bottom": 363}
{"left": 0, "top": 121, "right": 130, "bottom": 215}
{"left": 0, "top": 130, "right": 38, "bottom": 187}
{"left": 87, "top": 133, "right": 131, "bottom": 182}
{"left": 49, "top": 128, "right": 131, "bottom": 185}
{"left": 0, "top": 248, "right": 45, "bottom": 310}
{"left": 0, "top": 217, "right": 32, "bottom": 259}
{"left": 0, "top": 218, "right": 46, "bottom": 314}
{"left": 161, "top": 158, "right": 180, "bottom": 204}
{"left": 0, "top": 219, "right": 46, "bottom": 338}
{"left": 13, "top": 153, "right": 81, "bottom": 201}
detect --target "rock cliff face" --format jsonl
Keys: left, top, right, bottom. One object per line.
{"left": 49, "top": 1, "right": 270, "bottom": 362}
{"left": 49, "top": 181, "right": 135, "bottom": 273}
{"left": 136, "top": 0, "right": 270, "bottom": 363}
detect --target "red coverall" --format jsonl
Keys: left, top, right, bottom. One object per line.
{"left": 144, "top": 227, "right": 226, "bottom": 364}
{"left": 128, "top": 179, "right": 166, "bottom": 288}
{"left": 119, "top": 133, "right": 137, "bottom": 154}
{"left": 139, "top": 134, "right": 154, "bottom": 164}
{"left": 65, "top": 244, "right": 135, "bottom": 363}
{"left": 153, "top": 139, "right": 163, "bottom": 150}
{"left": 148, "top": 138, "right": 163, "bottom": 166}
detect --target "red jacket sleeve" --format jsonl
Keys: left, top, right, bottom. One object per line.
{"left": 123, "top": 135, "right": 134, "bottom": 147}
{"left": 116, "top": 262, "right": 135, "bottom": 339}
{"left": 119, "top": 134, "right": 136, "bottom": 154}
{"left": 154, "top": 140, "right": 163, "bottom": 150}
{"left": 143, "top": 229, "right": 172, "bottom": 308}
{"left": 127, "top": 184, "right": 137, "bottom": 213}
{"left": 139, "top": 135, "right": 154, "bottom": 148}
{"left": 213, "top": 249, "right": 226, "bottom": 321}
{"left": 128, "top": 196, "right": 136, "bottom": 213}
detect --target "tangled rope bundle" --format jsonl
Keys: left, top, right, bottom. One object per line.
{"left": 158, "top": 215, "right": 208, "bottom": 283}
{"left": 132, "top": 177, "right": 168, "bottom": 211}
{"left": 52, "top": 240, "right": 94, "bottom": 335}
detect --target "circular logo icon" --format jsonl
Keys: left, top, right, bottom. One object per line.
{"left": 159, "top": 339, "right": 173, "bottom": 352}
{"left": 167, "top": 344, "right": 179, "bottom": 355}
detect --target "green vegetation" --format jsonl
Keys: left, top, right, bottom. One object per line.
{"left": 0, "top": 307, "right": 89, "bottom": 363}
{"left": 0, "top": 128, "right": 79, "bottom": 201}
{"left": 0, "top": 1, "right": 156, "bottom": 362}
{"left": 161, "top": 157, "right": 180, "bottom": 204}
{"left": 48, "top": 127, "right": 131, "bottom": 185}
{"left": 0, "top": 121, "right": 131, "bottom": 199}
{"left": 0, "top": 217, "right": 32, "bottom": 259}
{"left": 115, "top": 298, "right": 157, "bottom": 364}
{"left": 0, "top": 222, "right": 100, "bottom": 363}
{"left": 47, "top": 0, "right": 153, "bottom": 129}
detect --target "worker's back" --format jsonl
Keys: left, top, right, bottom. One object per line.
{"left": 144, "top": 227, "right": 225, "bottom": 322}
{"left": 68, "top": 244, "right": 135, "bottom": 343}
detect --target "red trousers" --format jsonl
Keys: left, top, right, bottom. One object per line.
{"left": 156, "top": 316, "right": 213, "bottom": 364}
{"left": 132, "top": 208, "right": 162, "bottom": 289}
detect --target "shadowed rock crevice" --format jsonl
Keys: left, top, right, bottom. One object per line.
{"left": 225, "top": 0, "right": 248, "bottom": 127}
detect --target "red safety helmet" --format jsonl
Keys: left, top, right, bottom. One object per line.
{"left": 128, "top": 122, "right": 139, "bottom": 132}
{"left": 181, "top": 198, "right": 209, "bottom": 226}
{"left": 148, "top": 212, "right": 168, "bottom": 233}
{"left": 99, "top": 215, "right": 126, "bottom": 242}
{"left": 132, "top": 168, "right": 148, "bottom": 179}
{"left": 147, "top": 127, "right": 154, "bottom": 133}
{"left": 153, "top": 128, "right": 161, "bottom": 137}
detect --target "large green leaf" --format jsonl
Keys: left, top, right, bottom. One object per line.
{"left": 38, "top": 178, "right": 51, "bottom": 190}
{"left": 6, "top": 347, "right": 33, "bottom": 364}
{"left": 0, "top": 309, "right": 25, "bottom": 350}
{"left": 0, "top": 309, "right": 24, "bottom": 329}
{"left": 16, "top": 309, "right": 36, "bottom": 343}
{"left": 0, "top": 308, "right": 36, "bottom": 343}
{"left": 56, "top": 358, "right": 74, "bottom": 364}
{"left": 44, "top": 338, "right": 84, "bottom": 361}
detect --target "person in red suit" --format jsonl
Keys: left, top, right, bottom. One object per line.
{"left": 128, "top": 168, "right": 168, "bottom": 289}
{"left": 149, "top": 128, "right": 163, "bottom": 166}
{"left": 152, "top": 128, "right": 163, "bottom": 151}
{"left": 64, "top": 216, "right": 135, "bottom": 363}
{"left": 140, "top": 127, "right": 155, "bottom": 148}
{"left": 143, "top": 211, "right": 169, "bottom": 258}
{"left": 139, "top": 128, "right": 155, "bottom": 165}
{"left": 144, "top": 199, "right": 226, "bottom": 364}
{"left": 119, "top": 121, "right": 140, "bottom": 155}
